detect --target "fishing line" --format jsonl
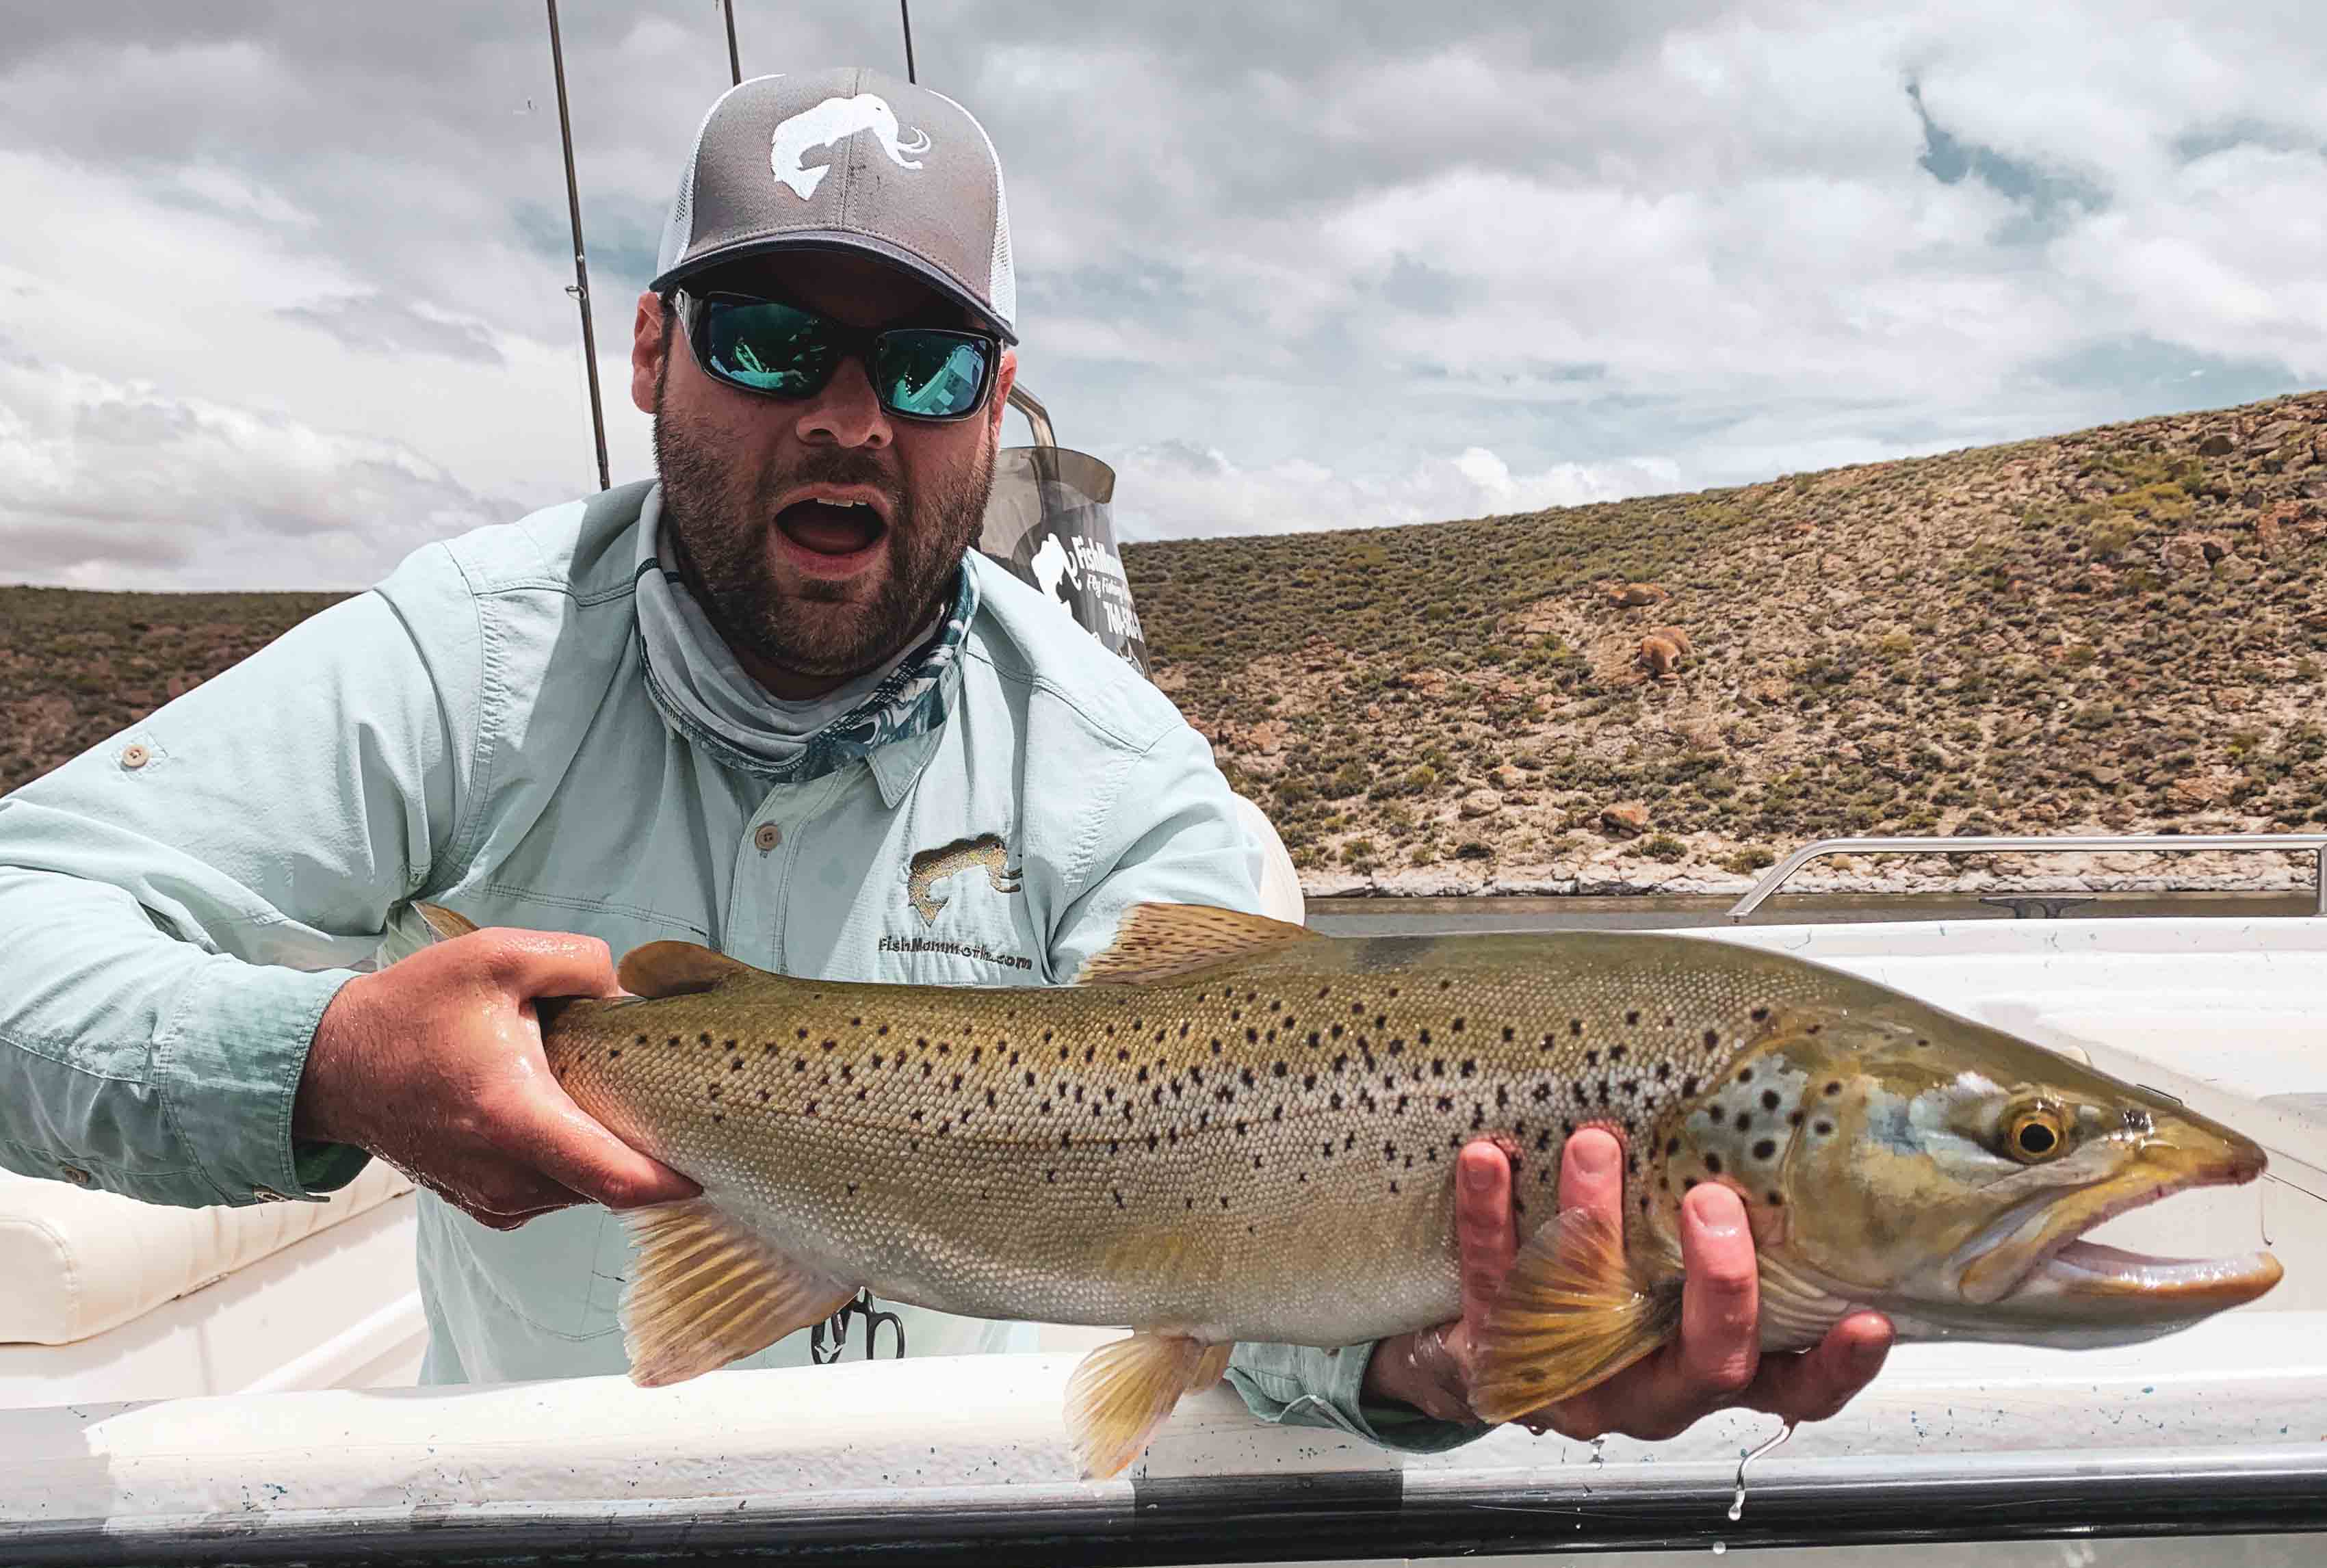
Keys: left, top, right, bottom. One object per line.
{"left": 1727, "top": 1421, "right": 1793, "bottom": 1521}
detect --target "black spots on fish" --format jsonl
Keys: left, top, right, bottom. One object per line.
{"left": 1273, "top": 1103, "right": 1286, "bottom": 1122}
{"left": 1808, "top": 1023, "right": 1823, "bottom": 1035}
{"left": 1328, "top": 1021, "right": 1347, "bottom": 1042}
{"left": 1436, "top": 1095, "right": 1454, "bottom": 1112}
{"left": 634, "top": 1033, "right": 649, "bottom": 1047}
{"left": 1736, "top": 1066, "right": 1752, "bottom": 1083}
{"left": 1112, "top": 1189, "right": 1125, "bottom": 1210}
{"left": 1813, "top": 1119, "right": 1835, "bottom": 1137}
{"left": 1273, "top": 1060, "right": 1288, "bottom": 1078}
{"left": 1682, "top": 1175, "right": 1700, "bottom": 1190}
{"left": 1185, "top": 1196, "right": 1195, "bottom": 1210}
{"left": 1061, "top": 1131, "right": 1074, "bottom": 1149}
{"left": 793, "top": 1058, "right": 807, "bottom": 1073}
{"left": 1916, "top": 1037, "right": 1930, "bottom": 1048}
{"left": 1503, "top": 1025, "right": 1516, "bottom": 1043}
{"left": 1229, "top": 1009, "right": 1243, "bottom": 1025}
{"left": 1451, "top": 1017, "right": 1466, "bottom": 1034}
{"left": 1317, "top": 984, "right": 1332, "bottom": 999}
{"left": 1383, "top": 1139, "right": 1398, "bottom": 1162}
{"left": 1597, "top": 1082, "right": 1613, "bottom": 1107}
{"left": 1750, "top": 1006, "right": 1771, "bottom": 1023}
{"left": 1304, "top": 1072, "right": 1319, "bottom": 1090}
{"left": 1531, "top": 1083, "right": 1551, "bottom": 1103}
{"left": 606, "top": 1047, "right": 622, "bottom": 1060}
{"left": 1240, "top": 1067, "right": 1257, "bottom": 1088}
{"left": 1438, "top": 979, "right": 1452, "bottom": 991}
{"left": 1209, "top": 1036, "right": 1223, "bottom": 1054}
{"left": 665, "top": 1036, "right": 681, "bottom": 1049}
{"left": 821, "top": 1038, "right": 838, "bottom": 1053}
{"left": 1389, "top": 1038, "right": 1406, "bottom": 1057}
{"left": 806, "top": 1099, "right": 820, "bottom": 1116}
{"left": 1431, "top": 1057, "right": 1447, "bottom": 1078}
{"left": 1119, "top": 1047, "right": 1132, "bottom": 1062}
{"left": 1682, "top": 1075, "right": 1700, "bottom": 1097}
{"left": 1789, "top": 1110, "right": 1805, "bottom": 1127}
{"left": 1767, "top": 1191, "right": 1784, "bottom": 1207}
{"left": 1146, "top": 1132, "right": 1160, "bottom": 1151}
{"left": 1609, "top": 1045, "right": 1628, "bottom": 1064}
{"left": 1470, "top": 1106, "right": 1485, "bottom": 1131}
{"left": 1496, "top": 1086, "right": 1510, "bottom": 1110}
{"left": 1753, "top": 1139, "right": 1778, "bottom": 1161}
{"left": 1824, "top": 1081, "right": 1843, "bottom": 1097}
{"left": 758, "top": 1088, "right": 770, "bottom": 1103}
{"left": 1625, "top": 1151, "right": 1640, "bottom": 1177}
{"left": 1625, "top": 1009, "right": 1641, "bottom": 1027}
{"left": 1585, "top": 1049, "right": 1600, "bottom": 1068}
{"left": 1761, "top": 1089, "right": 1782, "bottom": 1112}
{"left": 706, "top": 1083, "right": 723, "bottom": 1102}
{"left": 1390, "top": 1179, "right": 1401, "bottom": 1195}
{"left": 1733, "top": 1111, "right": 1751, "bottom": 1132}
{"left": 1420, "top": 1028, "right": 1433, "bottom": 1047}
{"left": 1332, "top": 1051, "right": 1351, "bottom": 1074}
{"left": 1396, "top": 1094, "right": 1411, "bottom": 1113}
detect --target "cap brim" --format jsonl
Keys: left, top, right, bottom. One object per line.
{"left": 650, "top": 233, "right": 1017, "bottom": 344}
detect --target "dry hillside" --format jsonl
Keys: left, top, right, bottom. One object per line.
{"left": 5, "top": 390, "right": 2325, "bottom": 899}
{"left": 1123, "top": 391, "right": 2327, "bottom": 897}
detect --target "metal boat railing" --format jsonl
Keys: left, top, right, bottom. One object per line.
{"left": 1728, "top": 833, "right": 2327, "bottom": 922}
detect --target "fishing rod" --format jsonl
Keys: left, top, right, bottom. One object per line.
{"left": 722, "top": 0, "right": 742, "bottom": 86}
{"left": 543, "top": 0, "right": 611, "bottom": 493}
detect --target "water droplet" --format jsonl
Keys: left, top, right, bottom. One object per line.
{"left": 1728, "top": 1421, "right": 1793, "bottom": 1521}
{"left": 1711, "top": 1542, "right": 1728, "bottom": 1556}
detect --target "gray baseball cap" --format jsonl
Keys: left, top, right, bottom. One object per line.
{"left": 651, "top": 67, "right": 1017, "bottom": 343}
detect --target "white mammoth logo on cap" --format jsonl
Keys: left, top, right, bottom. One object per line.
{"left": 770, "top": 92, "right": 932, "bottom": 200}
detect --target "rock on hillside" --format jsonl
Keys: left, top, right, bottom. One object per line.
{"left": 1126, "top": 391, "right": 2327, "bottom": 897}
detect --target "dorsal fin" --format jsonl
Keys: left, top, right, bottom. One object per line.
{"left": 415, "top": 901, "right": 481, "bottom": 941}
{"left": 620, "top": 940, "right": 755, "bottom": 998}
{"left": 1075, "top": 902, "right": 1316, "bottom": 986}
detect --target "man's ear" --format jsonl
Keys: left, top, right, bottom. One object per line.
{"left": 631, "top": 290, "right": 669, "bottom": 415}
{"left": 988, "top": 347, "right": 1018, "bottom": 439}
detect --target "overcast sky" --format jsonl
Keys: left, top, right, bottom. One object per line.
{"left": 3, "top": 1, "right": 2323, "bottom": 589}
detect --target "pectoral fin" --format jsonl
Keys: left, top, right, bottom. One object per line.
{"left": 617, "top": 1198, "right": 857, "bottom": 1385}
{"left": 1469, "top": 1209, "right": 1684, "bottom": 1424}
{"left": 1065, "top": 1333, "right": 1234, "bottom": 1479}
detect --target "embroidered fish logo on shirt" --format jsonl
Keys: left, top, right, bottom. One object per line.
{"left": 906, "top": 833, "right": 1022, "bottom": 926}
{"left": 770, "top": 92, "right": 932, "bottom": 200}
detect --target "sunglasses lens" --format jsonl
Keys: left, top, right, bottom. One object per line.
{"left": 701, "top": 299, "right": 831, "bottom": 395}
{"left": 876, "top": 332, "right": 991, "bottom": 418}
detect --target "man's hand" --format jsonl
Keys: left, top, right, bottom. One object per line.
{"left": 296, "top": 924, "right": 699, "bottom": 1229}
{"left": 1364, "top": 1130, "right": 1893, "bottom": 1438}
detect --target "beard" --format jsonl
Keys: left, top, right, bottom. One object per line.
{"left": 652, "top": 376, "right": 995, "bottom": 681}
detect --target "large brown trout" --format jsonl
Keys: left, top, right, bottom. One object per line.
{"left": 419, "top": 902, "right": 2280, "bottom": 1478}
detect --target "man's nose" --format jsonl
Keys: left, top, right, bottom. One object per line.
{"left": 794, "top": 354, "right": 892, "bottom": 449}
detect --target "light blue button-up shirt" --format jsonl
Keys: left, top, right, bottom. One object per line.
{"left": 0, "top": 481, "right": 1477, "bottom": 1454}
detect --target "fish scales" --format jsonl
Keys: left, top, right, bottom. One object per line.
{"left": 547, "top": 930, "right": 1872, "bottom": 1346}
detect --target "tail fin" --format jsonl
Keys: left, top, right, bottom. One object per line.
{"left": 415, "top": 901, "right": 480, "bottom": 942}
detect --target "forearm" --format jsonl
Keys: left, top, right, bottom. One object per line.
{"left": 0, "top": 861, "right": 365, "bottom": 1205}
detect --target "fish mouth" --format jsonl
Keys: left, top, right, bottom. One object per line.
{"left": 1965, "top": 1137, "right": 2280, "bottom": 1322}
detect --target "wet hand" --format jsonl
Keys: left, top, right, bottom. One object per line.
{"left": 1362, "top": 1129, "right": 1893, "bottom": 1437}
{"left": 295, "top": 924, "right": 700, "bottom": 1230}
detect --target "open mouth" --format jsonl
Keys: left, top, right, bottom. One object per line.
{"left": 1997, "top": 1149, "right": 2280, "bottom": 1316}
{"left": 773, "top": 492, "right": 889, "bottom": 574}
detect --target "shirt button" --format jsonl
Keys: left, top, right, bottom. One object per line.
{"left": 120, "top": 743, "right": 151, "bottom": 770}
{"left": 59, "top": 1164, "right": 92, "bottom": 1186}
{"left": 753, "top": 823, "right": 781, "bottom": 852}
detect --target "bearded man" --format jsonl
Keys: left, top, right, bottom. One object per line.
{"left": 0, "top": 69, "right": 1888, "bottom": 1449}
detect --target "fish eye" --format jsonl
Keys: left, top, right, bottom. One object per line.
{"left": 2005, "top": 1105, "right": 2067, "bottom": 1162}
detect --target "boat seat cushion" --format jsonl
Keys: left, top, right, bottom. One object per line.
{"left": 0, "top": 1160, "right": 413, "bottom": 1346}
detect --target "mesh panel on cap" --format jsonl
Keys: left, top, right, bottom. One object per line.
{"left": 655, "top": 86, "right": 746, "bottom": 281}
{"left": 930, "top": 86, "right": 1016, "bottom": 332}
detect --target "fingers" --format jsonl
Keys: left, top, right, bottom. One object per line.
{"left": 1674, "top": 1183, "right": 1760, "bottom": 1401}
{"left": 1555, "top": 1128, "right": 1624, "bottom": 1229}
{"left": 508, "top": 1084, "right": 702, "bottom": 1210}
{"left": 1743, "top": 1311, "right": 1894, "bottom": 1423}
{"left": 474, "top": 928, "right": 623, "bottom": 1001}
{"left": 1563, "top": 1181, "right": 1760, "bottom": 1441}
{"left": 1455, "top": 1141, "right": 1519, "bottom": 1333}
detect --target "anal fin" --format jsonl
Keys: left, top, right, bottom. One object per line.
{"left": 1470, "top": 1208, "right": 1684, "bottom": 1425}
{"left": 617, "top": 1198, "right": 857, "bottom": 1385}
{"left": 1065, "top": 1332, "right": 1232, "bottom": 1479}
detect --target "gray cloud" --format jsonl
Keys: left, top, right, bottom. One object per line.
{"left": 0, "top": 0, "right": 2322, "bottom": 582}
{"left": 277, "top": 296, "right": 506, "bottom": 365}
